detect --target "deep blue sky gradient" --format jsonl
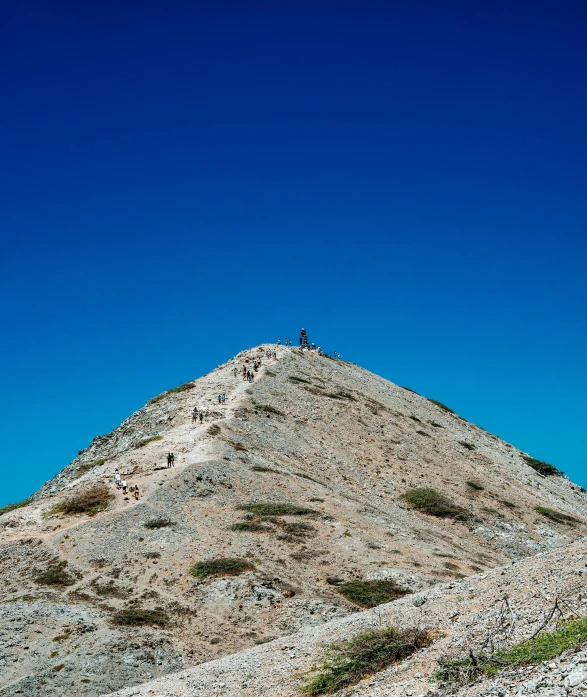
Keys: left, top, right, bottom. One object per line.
{"left": 1, "top": 0, "right": 587, "bottom": 505}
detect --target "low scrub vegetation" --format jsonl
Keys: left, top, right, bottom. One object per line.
{"left": 110, "top": 609, "right": 169, "bottom": 627}
{"left": 144, "top": 518, "right": 176, "bottom": 529}
{"left": 302, "top": 626, "right": 434, "bottom": 695}
{"left": 256, "top": 404, "right": 286, "bottom": 416}
{"left": 34, "top": 560, "right": 75, "bottom": 587}
{"left": 426, "top": 398, "right": 455, "bottom": 414}
{"left": 336, "top": 579, "right": 409, "bottom": 608}
{"left": 535, "top": 506, "right": 579, "bottom": 525}
{"left": 522, "top": 455, "right": 561, "bottom": 476}
{"left": 236, "top": 502, "right": 316, "bottom": 517}
{"left": 73, "top": 458, "right": 107, "bottom": 478}
{"left": 207, "top": 424, "right": 221, "bottom": 436}
{"left": 402, "top": 488, "right": 468, "bottom": 520}
{"left": 459, "top": 441, "right": 476, "bottom": 451}
{"left": 0, "top": 498, "right": 31, "bottom": 517}
{"left": 190, "top": 557, "right": 254, "bottom": 579}
{"left": 149, "top": 382, "right": 195, "bottom": 404}
{"left": 466, "top": 480, "right": 484, "bottom": 491}
{"left": 251, "top": 465, "right": 281, "bottom": 473}
{"left": 47, "top": 485, "right": 113, "bottom": 517}
{"left": 293, "top": 472, "right": 322, "bottom": 483}
{"left": 288, "top": 375, "right": 312, "bottom": 384}
{"left": 135, "top": 435, "right": 163, "bottom": 448}
{"left": 326, "top": 390, "right": 357, "bottom": 401}
{"left": 230, "top": 521, "right": 271, "bottom": 532}
{"left": 434, "top": 617, "right": 587, "bottom": 686}
{"left": 227, "top": 439, "right": 248, "bottom": 451}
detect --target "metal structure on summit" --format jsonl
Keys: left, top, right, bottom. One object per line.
{"left": 299, "top": 328, "right": 309, "bottom": 346}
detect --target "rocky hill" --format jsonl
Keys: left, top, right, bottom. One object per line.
{"left": 1, "top": 344, "right": 586, "bottom": 697}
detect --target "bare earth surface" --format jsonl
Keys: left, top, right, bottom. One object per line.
{"left": 1, "top": 345, "right": 586, "bottom": 696}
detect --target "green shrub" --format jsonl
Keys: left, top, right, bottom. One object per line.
{"left": 256, "top": 404, "right": 286, "bottom": 416}
{"left": 294, "top": 472, "right": 322, "bottom": 483}
{"left": 288, "top": 376, "right": 312, "bottom": 384}
{"left": 149, "top": 382, "right": 195, "bottom": 404}
{"left": 230, "top": 521, "right": 271, "bottom": 532}
{"left": 434, "top": 617, "right": 587, "bottom": 686}
{"left": 302, "top": 626, "right": 433, "bottom": 695}
{"left": 111, "top": 609, "right": 169, "bottom": 627}
{"left": 466, "top": 481, "right": 484, "bottom": 491}
{"left": 402, "top": 488, "right": 468, "bottom": 520}
{"left": 459, "top": 441, "right": 476, "bottom": 451}
{"left": 236, "top": 502, "right": 316, "bottom": 517}
{"left": 190, "top": 558, "right": 254, "bottom": 579}
{"left": 34, "top": 560, "right": 75, "bottom": 587}
{"left": 47, "top": 485, "right": 114, "bottom": 517}
{"left": 426, "top": 398, "right": 455, "bottom": 414}
{"left": 326, "top": 391, "right": 357, "bottom": 401}
{"left": 522, "top": 455, "right": 561, "bottom": 476}
{"left": 251, "top": 466, "right": 281, "bottom": 473}
{"left": 500, "top": 499, "right": 516, "bottom": 508}
{"left": 135, "top": 435, "right": 163, "bottom": 448}
{"left": 227, "top": 439, "right": 248, "bottom": 451}
{"left": 0, "top": 498, "right": 31, "bottom": 517}
{"left": 144, "top": 518, "right": 176, "bottom": 530}
{"left": 336, "top": 579, "right": 409, "bottom": 608}
{"left": 535, "top": 506, "right": 579, "bottom": 525}
{"left": 73, "top": 459, "right": 106, "bottom": 478}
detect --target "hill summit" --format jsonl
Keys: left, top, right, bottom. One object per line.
{"left": 1, "top": 344, "right": 586, "bottom": 697}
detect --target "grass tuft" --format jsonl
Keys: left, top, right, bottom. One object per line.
{"left": 236, "top": 502, "right": 316, "bottom": 517}
{"left": 336, "top": 579, "right": 409, "bottom": 608}
{"left": 144, "top": 518, "right": 176, "bottom": 529}
{"left": 288, "top": 376, "right": 312, "bottom": 384}
{"left": 466, "top": 481, "right": 484, "bottom": 491}
{"left": 434, "top": 617, "right": 587, "bottom": 686}
{"left": 0, "top": 498, "right": 31, "bottom": 517}
{"left": 47, "top": 485, "right": 113, "bottom": 517}
{"left": 190, "top": 558, "right": 254, "bottom": 579}
{"left": 251, "top": 465, "right": 281, "bottom": 473}
{"left": 535, "top": 506, "right": 579, "bottom": 525}
{"left": 522, "top": 455, "right": 561, "bottom": 476}
{"left": 459, "top": 441, "right": 476, "bottom": 451}
{"left": 73, "top": 459, "right": 107, "bottom": 478}
{"left": 149, "top": 382, "right": 195, "bottom": 404}
{"left": 135, "top": 435, "right": 163, "bottom": 448}
{"left": 302, "top": 626, "right": 433, "bottom": 695}
{"left": 426, "top": 398, "right": 455, "bottom": 414}
{"left": 110, "top": 609, "right": 169, "bottom": 627}
{"left": 34, "top": 560, "right": 75, "bottom": 587}
{"left": 256, "top": 404, "right": 286, "bottom": 416}
{"left": 402, "top": 488, "right": 468, "bottom": 520}
{"left": 230, "top": 521, "right": 271, "bottom": 532}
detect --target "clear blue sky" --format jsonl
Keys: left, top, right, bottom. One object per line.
{"left": 1, "top": 0, "right": 586, "bottom": 505}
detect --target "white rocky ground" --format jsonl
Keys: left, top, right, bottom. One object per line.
{"left": 1, "top": 345, "right": 586, "bottom": 696}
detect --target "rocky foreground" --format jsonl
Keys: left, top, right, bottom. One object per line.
{"left": 106, "top": 539, "right": 587, "bottom": 697}
{"left": 0, "top": 345, "right": 586, "bottom": 696}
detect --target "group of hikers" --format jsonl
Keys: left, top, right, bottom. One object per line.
{"left": 237, "top": 359, "right": 260, "bottom": 382}
{"left": 217, "top": 394, "right": 227, "bottom": 404}
{"left": 192, "top": 407, "right": 205, "bottom": 424}
{"left": 113, "top": 468, "right": 139, "bottom": 500}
